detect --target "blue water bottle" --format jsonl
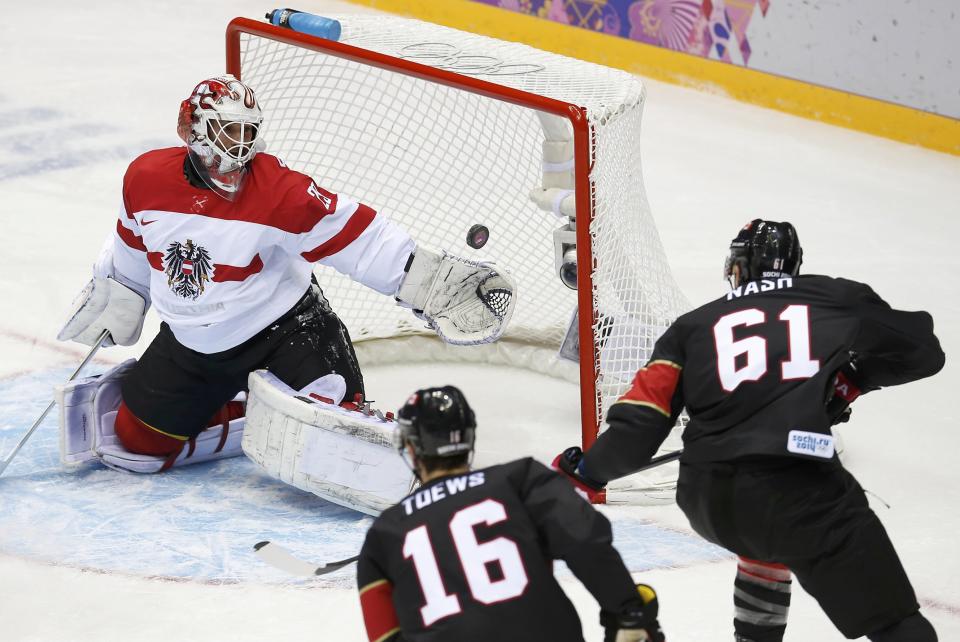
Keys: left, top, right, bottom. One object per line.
{"left": 265, "top": 8, "right": 342, "bottom": 41}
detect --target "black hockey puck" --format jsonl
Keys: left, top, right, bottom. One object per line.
{"left": 467, "top": 224, "right": 489, "bottom": 249}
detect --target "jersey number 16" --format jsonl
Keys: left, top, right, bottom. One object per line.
{"left": 402, "top": 499, "right": 529, "bottom": 627}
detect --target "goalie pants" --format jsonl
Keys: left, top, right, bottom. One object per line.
{"left": 676, "top": 459, "right": 921, "bottom": 639}
{"left": 119, "top": 281, "right": 364, "bottom": 442}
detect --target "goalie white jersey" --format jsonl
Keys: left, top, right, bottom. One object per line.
{"left": 96, "top": 147, "right": 414, "bottom": 353}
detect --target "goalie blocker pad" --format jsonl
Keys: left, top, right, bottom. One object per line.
{"left": 395, "top": 248, "right": 517, "bottom": 346}
{"left": 57, "top": 277, "right": 147, "bottom": 347}
{"left": 242, "top": 370, "right": 416, "bottom": 516}
{"left": 57, "top": 359, "right": 244, "bottom": 473}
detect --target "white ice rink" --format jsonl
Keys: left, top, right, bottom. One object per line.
{"left": 1, "top": 1, "right": 958, "bottom": 640}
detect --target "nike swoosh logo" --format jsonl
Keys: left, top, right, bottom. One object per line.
{"left": 141, "top": 218, "right": 157, "bottom": 226}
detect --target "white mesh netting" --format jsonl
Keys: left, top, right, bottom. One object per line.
{"left": 235, "top": 15, "right": 689, "bottom": 499}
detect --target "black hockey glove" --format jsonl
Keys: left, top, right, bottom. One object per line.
{"left": 552, "top": 446, "right": 605, "bottom": 502}
{"left": 601, "top": 584, "right": 665, "bottom": 642}
{"left": 826, "top": 360, "right": 864, "bottom": 425}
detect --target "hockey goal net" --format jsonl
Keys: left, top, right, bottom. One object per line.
{"left": 227, "top": 14, "right": 689, "bottom": 503}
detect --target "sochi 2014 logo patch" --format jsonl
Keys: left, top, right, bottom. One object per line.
{"left": 163, "top": 239, "right": 212, "bottom": 300}
{"left": 786, "top": 430, "right": 835, "bottom": 459}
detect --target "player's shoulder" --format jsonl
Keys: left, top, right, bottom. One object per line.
{"left": 249, "top": 152, "right": 302, "bottom": 182}
{"left": 248, "top": 153, "right": 326, "bottom": 195}
{"left": 124, "top": 146, "right": 187, "bottom": 183}
{"left": 792, "top": 274, "right": 877, "bottom": 305}
{"left": 484, "top": 457, "right": 558, "bottom": 491}
{"left": 486, "top": 456, "right": 548, "bottom": 476}
{"left": 246, "top": 153, "right": 341, "bottom": 227}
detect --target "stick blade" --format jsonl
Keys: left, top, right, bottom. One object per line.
{"left": 253, "top": 541, "right": 320, "bottom": 577}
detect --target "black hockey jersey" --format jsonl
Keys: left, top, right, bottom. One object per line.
{"left": 356, "top": 458, "right": 639, "bottom": 642}
{"left": 583, "top": 275, "right": 944, "bottom": 481}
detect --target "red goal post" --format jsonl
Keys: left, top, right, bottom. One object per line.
{"left": 225, "top": 15, "right": 688, "bottom": 500}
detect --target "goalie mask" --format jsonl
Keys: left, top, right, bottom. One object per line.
{"left": 177, "top": 75, "right": 263, "bottom": 200}
{"left": 724, "top": 219, "right": 802, "bottom": 287}
{"left": 396, "top": 386, "right": 476, "bottom": 468}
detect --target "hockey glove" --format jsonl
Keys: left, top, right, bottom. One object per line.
{"left": 553, "top": 446, "right": 605, "bottom": 502}
{"left": 395, "top": 248, "right": 517, "bottom": 346}
{"left": 58, "top": 277, "right": 147, "bottom": 347}
{"left": 826, "top": 361, "right": 863, "bottom": 425}
{"left": 601, "top": 584, "right": 665, "bottom": 642}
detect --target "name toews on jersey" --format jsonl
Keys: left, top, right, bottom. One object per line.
{"left": 400, "top": 472, "right": 486, "bottom": 515}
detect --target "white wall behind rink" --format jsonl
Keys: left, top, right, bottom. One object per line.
{"left": 746, "top": 0, "right": 959, "bottom": 118}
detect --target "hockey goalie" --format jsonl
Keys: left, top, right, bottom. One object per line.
{"left": 56, "top": 75, "right": 516, "bottom": 514}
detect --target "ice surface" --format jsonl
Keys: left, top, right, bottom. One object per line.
{"left": 1, "top": 0, "right": 958, "bottom": 640}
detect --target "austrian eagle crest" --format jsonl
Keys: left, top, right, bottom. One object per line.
{"left": 163, "top": 239, "right": 212, "bottom": 300}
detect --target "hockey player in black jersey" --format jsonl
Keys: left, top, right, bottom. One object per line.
{"left": 556, "top": 220, "right": 944, "bottom": 642}
{"left": 357, "top": 386, "right": 665, "bottom": 642}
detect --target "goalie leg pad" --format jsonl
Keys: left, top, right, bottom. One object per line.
{"left": 57, "top": 359, "right": 137, "bottom": 465}
{"left": 59, "top": 360, "right": 246, "bottom": 473}
{"left": 242, "top": 370, "right": 416, "bottom": 516}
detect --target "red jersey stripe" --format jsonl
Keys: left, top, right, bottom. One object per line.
{"left": 212, "top": 254, "right": 264, "bottom": 283}
{"left": 617, "top": 360, "right": 682, "bottom": 417}
{"left": 359, "top": 579, "right": 400, "bottom": 642}
{"left": 116, "top": 220, "right": 146, "bottom": 252}
{"left": 147, "top": 252, "right": 163, "bottom": 271}
{"left": 301, "top": 204, "right": 377, "bottom": 263}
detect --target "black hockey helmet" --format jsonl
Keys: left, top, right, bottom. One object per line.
{"left": 724, "top": 219, "right": 802, "bottom": 285}
{"left": 396, "top": 386, "right": 476, "bottom": 459}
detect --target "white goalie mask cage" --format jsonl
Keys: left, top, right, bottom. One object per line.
{"left": 177, "top": 74, "right": 264, "bottom": 197}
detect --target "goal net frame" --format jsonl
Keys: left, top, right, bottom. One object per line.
{"left": 225, "top": 16, "right": 686, "bottom": 502}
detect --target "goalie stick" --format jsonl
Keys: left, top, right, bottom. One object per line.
{"left": 0, "top": 329, "right": 110, "bottom": 477}
{"left": 253, "top": 541, "right": 359, "bottom": 576}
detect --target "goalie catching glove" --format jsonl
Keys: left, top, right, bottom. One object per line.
{"left": 395, "top": 248, "right": 516, "bottom": 345}
{"left": 601, "top": 584, "right": 665, "bottom": 642}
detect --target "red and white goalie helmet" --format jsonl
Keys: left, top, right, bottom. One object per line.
{"left": 177, "top": 74, "right": 263, "bottom": 198}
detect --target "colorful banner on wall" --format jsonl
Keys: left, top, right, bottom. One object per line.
{"left": 470, "top": 0, "right": 771, "bottom": 66}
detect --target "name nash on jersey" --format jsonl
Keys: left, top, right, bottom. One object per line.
{"left": 727, "top": 276, "right": 794, "bottom": 300}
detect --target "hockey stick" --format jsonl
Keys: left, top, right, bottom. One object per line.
{"left": 253, "top": 454, "right": 686, "bottom": 575}
{"left": 253, "top": 541, "right": 359, "bottom": 576}
{"left": 0, "top": 329, "right": 110, "bottom": 478}
{"left": 636, "top": 449, "right": 681, "bottom": 472}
